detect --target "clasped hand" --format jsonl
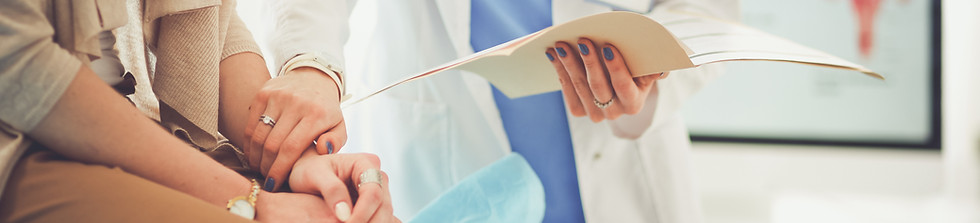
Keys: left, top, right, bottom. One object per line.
{"left": 257, "top": 150, "right": 398, "bottom": 223}
{"left": 242, "top": 68, "right": 397, "bottom": 222}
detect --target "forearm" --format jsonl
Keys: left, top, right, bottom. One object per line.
{"left": 218, "top": 52, "right": 270, "bottom": 147}
{"left": 28, "top": 65, "right": 251, "bottom": 207}
{"left": 217, "top": 52, "right": 340, "bottom": 148}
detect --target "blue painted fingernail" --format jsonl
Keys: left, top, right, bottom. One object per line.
{"left": 545, "top": 52, "right": 554, "bottom": 61}
{"left": 556, "top": 47, "right": 567, "bottom": 57}
{"left": 263, "top": 177, "right": 275, "bottom": 192}
{"left": 603, "top": 47, "right": 614, "bottom": 61}
{"left": 578, "top": 43, "right": 589, "bottom": 55}
{"left": 327, "top": 141, "right": 334, "bottom": 154}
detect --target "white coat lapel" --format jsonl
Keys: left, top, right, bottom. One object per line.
{"left": 434, "top": 0, "right": 512, "bottom": 154}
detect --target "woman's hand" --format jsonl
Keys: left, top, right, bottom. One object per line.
{"left": 288, "top": 150, "right": 399, "bottom": 223}
{"left": 243, "top": 67, "right": 349, "bottom": 192}
{"left": 546, "top": 38, "right": 666, "bottom": 122}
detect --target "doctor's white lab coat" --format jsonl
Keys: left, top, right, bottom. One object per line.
{"left": 266, "top": 0, "right": 737, "bottom": 222}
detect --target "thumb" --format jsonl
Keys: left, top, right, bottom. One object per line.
{"left": 290, "top": 156, "right": 355, "bottom": 222}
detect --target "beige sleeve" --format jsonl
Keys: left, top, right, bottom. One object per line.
{"left": 221, "top": 0, "right": 263, "bottom": 60}
{"left": 0, "top": 0, "right": 83, "bottom": 132}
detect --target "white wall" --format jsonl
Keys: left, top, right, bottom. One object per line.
{"left": 692, "top": 143, "right": 943, "bottom": 223}
{"left": 693, "top": 2, "right": 980, "bottom": 222}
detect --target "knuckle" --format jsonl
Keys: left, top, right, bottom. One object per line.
{"left": 607, "top": 63, "right": 626, "bottom": 73}
{"left": 609, "top": 114, "right": 622, "bottom": 120}
{"left": 582, "top": 57, "right": 601, "bottom": 68}
{"left": 590, "top": 113, "right": 604, "bottom": 123}
{"left": 250, "top": 136, "right": 265, "bottom": 148}
{"left": 569, "top": 75, "right": 589, "bottom": 87}
{"left": 558, "top": 76, "right": 571, "bottom": 87}
{"left": 361, "top": 153, "right": 381, "bottom": 166}
{"left": 624, "top": 104, "right": 642, "bottom": 115}
{"left": 359, "top": 189, "right": 382, "bottom": 201}
{"left": 588, "top": 79, "right": 609, "bottom": 92}
{"left": 254, "top": 90, "right": 271, "bottom": 100}
{"left": 263, "top": 142, "right": 279, "bottom": 154}
{"left": 323, "top": 181, "right": 349, "bottom": 196}
{"left": 281, "top": 138, "right": 304, "bottom": 154}
{"left": 612, "top": 79, "right": 635, "bottom": 91}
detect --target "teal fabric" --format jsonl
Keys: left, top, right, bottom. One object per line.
{"left": 409, "top": 153, "right": 545, "bottom": 223}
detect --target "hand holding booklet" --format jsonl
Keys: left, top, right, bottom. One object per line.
{"left": 342, "top": 9, "right": 882, "bottom": 107}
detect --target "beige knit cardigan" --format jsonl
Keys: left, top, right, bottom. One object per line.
{"left": 0, "top": 0, "right": 262, "bottom": 199}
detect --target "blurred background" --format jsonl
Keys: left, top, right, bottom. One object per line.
{"left": 238, "top": 0, "right": 979, "bottom": 222}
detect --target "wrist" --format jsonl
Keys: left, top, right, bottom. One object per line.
{"left": 288, "top": 67, "right": 342, "bottom": 102}
{"left": 227, "top": 179, "right": 262, "bottom": 219}
{"left": 278, "top": 53, "right": 349, "bottom": 102}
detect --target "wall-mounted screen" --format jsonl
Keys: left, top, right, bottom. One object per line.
{"left": 683, "top": 0, "right": 940, "bottom": 148}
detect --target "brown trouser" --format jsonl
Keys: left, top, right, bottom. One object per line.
{"left": 0, "top": 146, "right": 254, "bottom": 223}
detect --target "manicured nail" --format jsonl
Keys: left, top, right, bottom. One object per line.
{"left": 578, "top": 43, "right": 590, "bottom": 55}
{"left": 263, "top": 177, "right": 275, "bottom": 192}
{"left": 327, "top": 141, "right": 335, "bottom": 154}
{"left": 545, "top": 52, "right": 554, "bottom": 61}
{"left": 335, "top": 202, "right": 351, "bottom": 221}
{"left": 556, "top": 47, "right": 567, "bottom": 57}
{"left": 603, "top": 47, "right": 614, "bottom": 61}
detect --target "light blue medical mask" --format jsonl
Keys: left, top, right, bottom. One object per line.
{"left": 409, "top": 153, "right": 545, "bottom": 223}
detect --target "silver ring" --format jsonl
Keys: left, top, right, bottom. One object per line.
{"left": 594, "top": 97, "right": 614, "bottom": 109}
{"left": 259, "top": 115, "right": 276, "bottom": 127}
{"left": 358, "top": 168, "right": 383, "bottom": 189}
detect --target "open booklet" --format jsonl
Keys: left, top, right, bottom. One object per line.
{"left": 342, "top": 10, "right": 882, "bottom": 108}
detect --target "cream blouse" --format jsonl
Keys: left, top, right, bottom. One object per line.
{"left": 0, "top": 0, "right": 262, "bottom": 200}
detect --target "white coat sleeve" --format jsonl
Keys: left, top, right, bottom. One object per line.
{"left": 606, "top": 0, "right": 738, "bottom": 139}
{"left": 266, "top": 0, "right": 357, "bottom": 74}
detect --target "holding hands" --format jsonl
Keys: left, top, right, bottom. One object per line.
{"left": 243, "top": 67, "right": 348, "bottom": 192}
{"left": 546, "top": 38, "right": 666, "bottom": 122}
{"left": 238, "top": 66, "right": 396, "bottom": 222}
{"left": 256, "top": 150, "right": 398, "bottom": 223}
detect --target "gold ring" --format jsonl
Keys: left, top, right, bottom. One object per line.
{"left": 594, "top": 97, "right": 614, "bottom": 109}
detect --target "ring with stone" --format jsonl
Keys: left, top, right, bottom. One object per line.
{"left": 259, "top": 115, "right": 276, "bottom": 127}
{"left": 594, "top": 97, "right": 614, "bottom": 109}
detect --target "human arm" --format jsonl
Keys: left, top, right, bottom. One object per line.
{"left": 0, "top": 0, "right": 260, "bottom": 212}
{"left": 30, "top": 71, "right": 357, "bottom": 223}
{"left": 219, "top": 52, "right": 346, "bottom": 191}
{"left": 217, "top": 3, "right": 346, "bottom": 192}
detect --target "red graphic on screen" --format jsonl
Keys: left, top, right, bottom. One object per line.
{"left": 851, "top": 0, "right": 881, "bottom": 59}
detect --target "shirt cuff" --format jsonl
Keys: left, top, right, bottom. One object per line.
{"left": 277, "top": 52, "right": 350, "bottom": 102}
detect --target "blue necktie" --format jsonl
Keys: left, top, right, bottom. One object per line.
{"left": 471, "top": 0, "right": 586, "bottom": 222}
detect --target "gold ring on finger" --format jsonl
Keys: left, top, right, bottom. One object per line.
{"left": 594, "top": 97, "right": 614, "bottom": 109}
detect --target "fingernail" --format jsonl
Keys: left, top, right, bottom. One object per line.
{"left": 578, "top": 43, "right": 589, "bottom": 55}
{"left": 263, "top": 177, "right": 275, "bottom": 192}
{"left": 545, "top": 52, "right": 554, "bottom": 61}
{"left": 327, "top": 141, "right": 335, "bottom": 154}
{"left": 603, "top": 47, "right": 614, "bottom": 61}
{"left": 556, "top": 47, "right": 567, "bottom": 57}
{"left": 335, "top": 202, "right": 351, "bottom": 221}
